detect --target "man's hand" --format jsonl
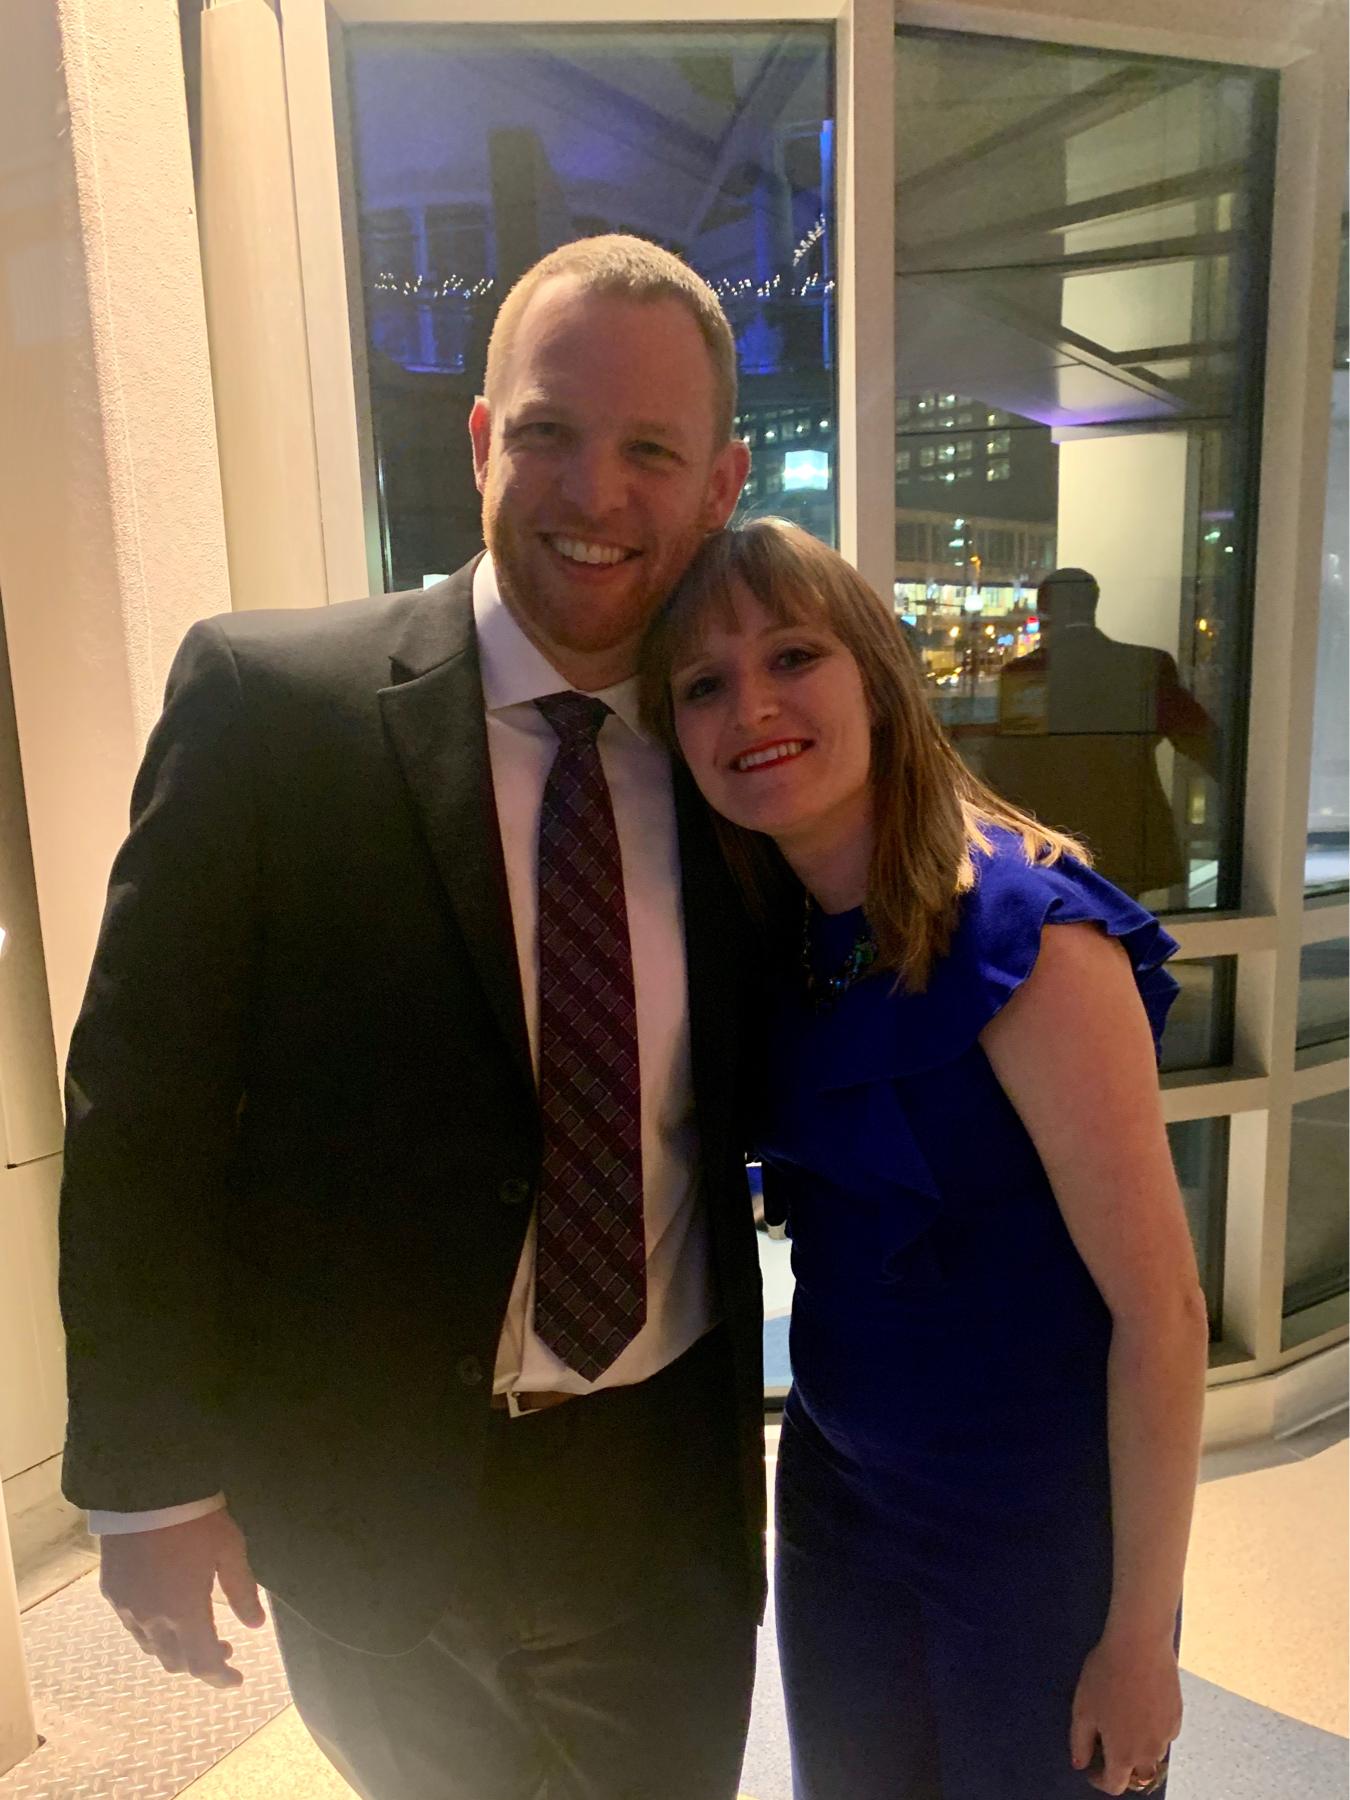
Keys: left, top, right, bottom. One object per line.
{"left": 100, "top": 1510, "right": 266, "bottom": 1688}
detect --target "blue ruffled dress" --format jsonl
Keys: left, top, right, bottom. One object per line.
{"left": 762, "top": 831, "right": 1180, "bottom": 1800}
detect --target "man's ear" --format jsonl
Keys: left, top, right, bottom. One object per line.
{"left": 704, "top": 438, "right": 752, "bottom": 530}
{"left": 469, "top": 396, "right": 491, "bottom": 495}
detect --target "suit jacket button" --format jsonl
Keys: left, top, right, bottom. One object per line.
{"left": 498, "top": 1176, "right": 532, "bottom": 1207}
{"left": 456, "top": 1355, "right": 484, "bottom": 1388}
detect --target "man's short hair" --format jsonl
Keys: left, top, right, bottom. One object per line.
{"left": 483, "top": 234, "right": 739, "bottom": 447}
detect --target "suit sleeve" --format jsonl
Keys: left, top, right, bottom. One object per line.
{"left": 1156, "top": 651, "right": 1221, "bottom": 779}
{"left": 60, "top": 619, "right": 258, "bottom": 1511}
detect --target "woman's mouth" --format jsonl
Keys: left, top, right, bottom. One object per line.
{"left": 730, "top": 740, "right": 810, "bottom": 773}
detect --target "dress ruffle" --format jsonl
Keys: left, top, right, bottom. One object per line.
{"left": 758, "top": 831, "right": 1180, "bottom": 1261}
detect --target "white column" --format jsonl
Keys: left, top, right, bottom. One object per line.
{"left": 0, "top": 1470, "right": 36, "bottom": 1777}
{"left": 199, "top": 0, "right": 330, "bottom": 611}
{"left": 836, "top": 0, "right": 897, "bottom": 595}
{"left": 0, "top": 0, "right": 232, "bottom": 1071}
{"left": 0, "top": 0, "right": 230, "bottom": 1743}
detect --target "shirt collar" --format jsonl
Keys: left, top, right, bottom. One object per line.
{"left": 472, "top": 555, "right": 650, "bottom": 741}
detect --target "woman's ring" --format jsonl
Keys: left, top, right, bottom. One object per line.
{"left": 1125, "top": 1757, "right": 1169, "bottom": 1793}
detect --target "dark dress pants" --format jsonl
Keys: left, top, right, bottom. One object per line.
{"left": 272, "top": 1330, "right": 759, "bottom": 1800}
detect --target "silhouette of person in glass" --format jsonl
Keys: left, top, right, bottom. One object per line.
{"left": 977, "top": 567, "right": 1219, "bottom": 899}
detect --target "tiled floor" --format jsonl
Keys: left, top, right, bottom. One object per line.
{"left": 3, "top": 1414, "right": 1345, "bottom": 1800}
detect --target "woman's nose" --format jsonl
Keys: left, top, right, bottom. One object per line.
{"left": 732, "top": 672, "right": 779, "bottom": 728}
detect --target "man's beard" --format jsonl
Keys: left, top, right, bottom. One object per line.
{"left": 484, "top": 493, "right": 709, "bottom": 659}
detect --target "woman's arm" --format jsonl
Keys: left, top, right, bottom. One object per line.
{"left": 980, "top": 920, "right": 1209, "bottom": 1797}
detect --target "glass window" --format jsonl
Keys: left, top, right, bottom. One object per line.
{"left": 1297, "top": 937, "right": 1349, "bottom": 1050}
{"left": 896, "top": 30, "right": 1277, "bottom": 912}
{"left": 1306, "top": 197, "right": 1348, "bottom": 894}
{"left": 1283, "top": 1091, "right": 1349, "bottom": 1337}
{"left": 1168, "top": 1117, "right": 1227, "bottom": 1336}
{"left": 1159, "top": 957, "right": 1236, "bottom": 1073}
{"left": 347, "top": 24, "right": 836, "bottom": 587}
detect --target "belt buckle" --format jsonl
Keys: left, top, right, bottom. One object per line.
{"left": 506, "top": 1391, "right": 528, "bottom": 1419}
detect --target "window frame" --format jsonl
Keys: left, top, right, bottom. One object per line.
{"left": 260, "top": 0, "right": 1347, "bottom": 1397}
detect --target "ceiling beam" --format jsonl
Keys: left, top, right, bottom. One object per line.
{"left": 900, "top": 160, "right": 1248, "bottom": 271}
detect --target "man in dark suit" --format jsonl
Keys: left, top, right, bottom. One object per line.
{"left": 980, "top": 566, "right": 1221, "bottom": 898}
{"left": 59, "top": 235, "right": 762, "bottom": 1799}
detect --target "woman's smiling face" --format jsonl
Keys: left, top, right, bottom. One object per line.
{"left": 670, "top": 576, "right": 874, "bottom": 866}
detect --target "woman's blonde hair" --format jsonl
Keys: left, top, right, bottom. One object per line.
{"left": 638, "top": 517, "right": 1089, "bottom": 991}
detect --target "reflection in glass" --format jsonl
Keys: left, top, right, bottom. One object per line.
{"left": 1306, "top": 199, "right": 1348, "bottom": 894}
{"left": 346, "top": 26, "right": 835, "bottom": 588}
{"left": 1167, "top": 1117, "right": 1226, "bottom": 1337}
{"left": 894, "top": 31, "right": 1277, "bottom": 912}
{"left": 1283, "top": 1091, "right": 1349, "bottom": 1327}
{"left": 1297, "top": 937, "right": 1349, "bottom": 1051}
{"left": 1160, "top": 957, "right": 1234, "bottom": 1074}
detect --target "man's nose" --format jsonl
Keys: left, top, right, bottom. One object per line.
{"left": 558, "top": 442, "right": 627, "bottom": 519}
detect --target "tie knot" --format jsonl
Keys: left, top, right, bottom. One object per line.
{"left": 536, "top": 691, "right": 611, "bottom": 748}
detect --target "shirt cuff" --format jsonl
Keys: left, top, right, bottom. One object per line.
{"left": 88, "top": 1494, "right": 227, "bottom": 1535}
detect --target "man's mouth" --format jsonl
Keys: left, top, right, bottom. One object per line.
{"left": 543, "top": 534, "right": 638, "bottom": 567}
{"left": 730, "top": 740, "right": 810, "bottom": 773}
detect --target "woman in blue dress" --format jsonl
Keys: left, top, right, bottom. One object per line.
{"left": 639, "top": 519, "right": 1209, "bottom": 1800}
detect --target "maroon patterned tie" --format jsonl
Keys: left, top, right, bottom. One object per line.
{"left": 532, "top": 692, "right": 646, "bottom": 1381}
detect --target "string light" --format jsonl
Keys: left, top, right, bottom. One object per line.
{"left": 791, "top": 215, "right": 826, "bottom": 265}
{"left": 370, "top": 216, "right": 833, "bottom": 309}
{"left": 372, "top": 271, "right": 496, "bottom": 300}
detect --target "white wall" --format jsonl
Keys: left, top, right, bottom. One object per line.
{"left": 1055, "top": 431, "right": 1190, "bottom": 654}
{"left": 1309, "top": 368, "right": 1348, "bottom": 835}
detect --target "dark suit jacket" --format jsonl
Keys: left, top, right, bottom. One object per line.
{"left": 59, "top": 562, "right": 765, "bottom": 1651}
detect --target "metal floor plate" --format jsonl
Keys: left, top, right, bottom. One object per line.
{"left": 0, "top": 1570, "right": 290, "bottom": 1799}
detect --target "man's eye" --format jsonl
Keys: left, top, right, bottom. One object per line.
{"left": 513, "top": 421, "right": 564, "bottom": 445}
{"left": 632, "top": 441, "right": 678, "bottom": 463}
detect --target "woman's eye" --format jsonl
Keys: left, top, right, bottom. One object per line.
{"left": 775, "top": 645, "right": 821, "bottom": 671}
{"left": 678, "top": 674, "right": 720, "bottom": 704}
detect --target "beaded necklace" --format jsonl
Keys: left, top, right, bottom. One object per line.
{"left": 801, "top": 895, "right": 878, "bottom": 1010}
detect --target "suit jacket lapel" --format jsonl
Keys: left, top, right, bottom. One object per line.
{"left": 378, "top": 563, "right": 534, "bottom": 1098}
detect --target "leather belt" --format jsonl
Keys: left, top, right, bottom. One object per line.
{"left": 490, "top": 1389, "right": 579, "bottom": 1419}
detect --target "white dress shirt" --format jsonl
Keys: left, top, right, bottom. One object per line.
{"left": 92, "top": 555, "right": 715, "bottom": 1533}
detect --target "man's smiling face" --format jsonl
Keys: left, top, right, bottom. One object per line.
{"left": 469, "top": 276, "right": 748, "bottom": 690}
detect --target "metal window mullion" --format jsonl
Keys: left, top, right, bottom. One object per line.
{"left": 1302, "top": 900, "right": 1350, "bottom": 946}
{"left": 836, "top": 0, "right": 896, "bottom": 592}
{"left": 279, "top": 0, "right": 383, "bottom": 602}
{"left": 1225, "top": 11, "right": 1349, "bottom": 1372}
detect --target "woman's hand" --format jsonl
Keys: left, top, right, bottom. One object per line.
{"left": 1069, "top": 1626, "right": 1181, "bottom": 1794}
